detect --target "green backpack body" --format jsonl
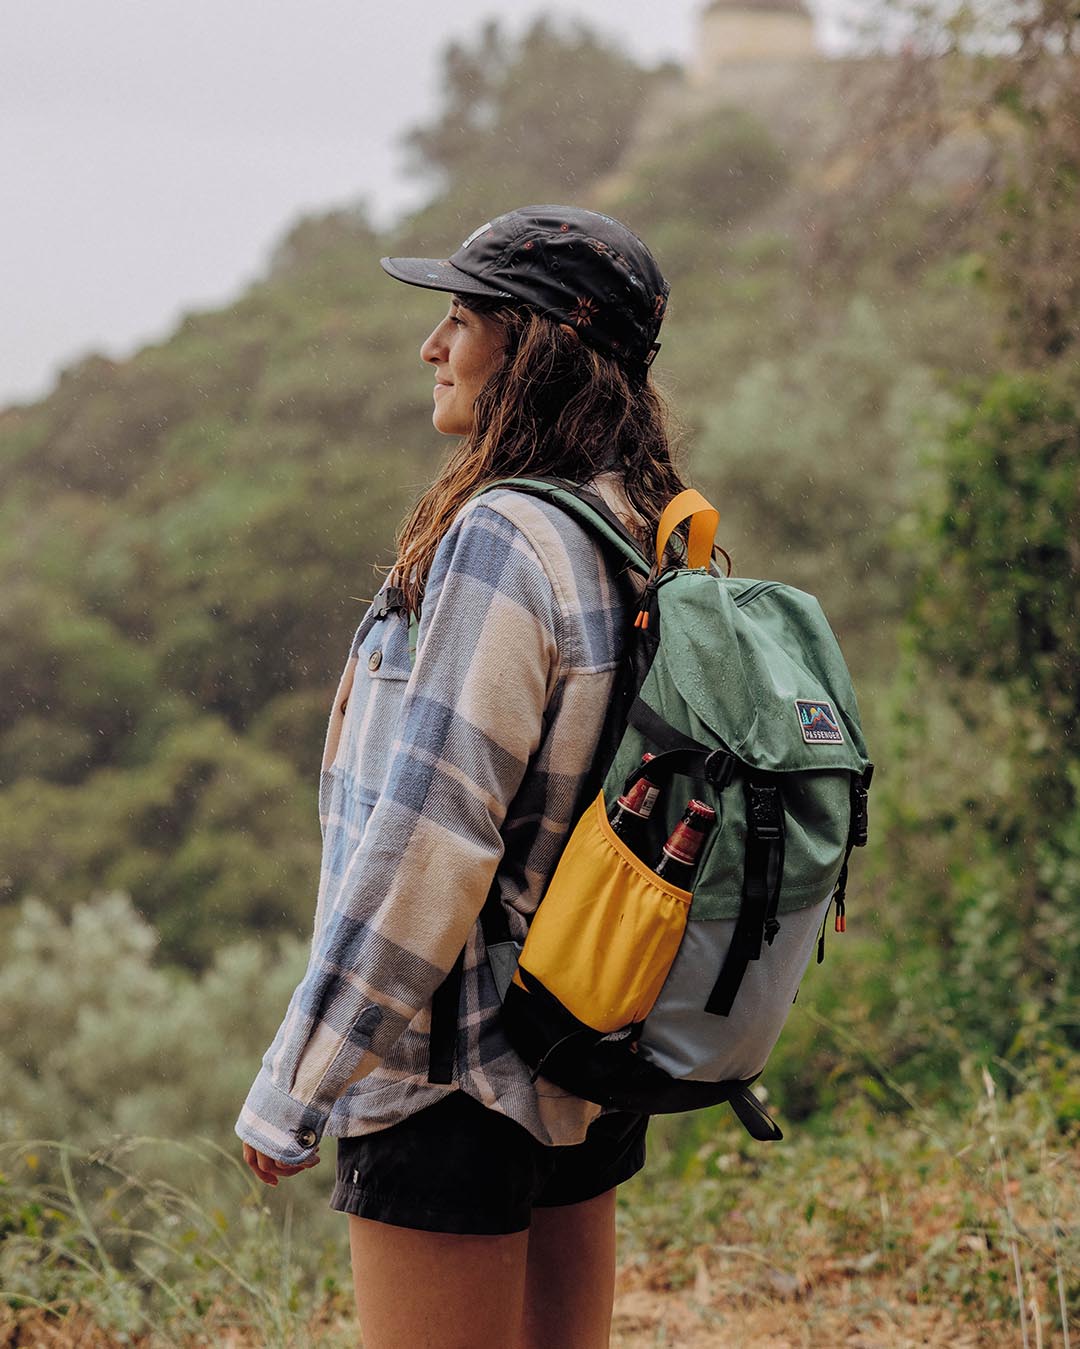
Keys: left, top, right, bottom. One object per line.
{"left": 428, "top": 477, "right": 873, "bottom": 1141}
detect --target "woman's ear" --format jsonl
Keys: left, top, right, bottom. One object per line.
{"left": 558, "top": 323, "right": 582, "bottom": 343}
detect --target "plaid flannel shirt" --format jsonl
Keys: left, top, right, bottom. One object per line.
{"left": 236, "top": 479, "right": 644, "bottom": 1164}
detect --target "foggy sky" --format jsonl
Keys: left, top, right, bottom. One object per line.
{"left": 1, "top": 0, "right": 855, "bottom": 409}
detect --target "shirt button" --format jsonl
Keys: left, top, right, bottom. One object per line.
{"left": 296, "top": 1128, "right": 318, "bottom": 1149}
{"left": 367, "top": 649, "right": 383, "bottom": 672}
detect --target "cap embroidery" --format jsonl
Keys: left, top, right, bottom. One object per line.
{"left": 568, "top": 296, "right": 599, "bottom": 327}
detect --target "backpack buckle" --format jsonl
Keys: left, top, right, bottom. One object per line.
{"left": 746, "top": 781, "right": 782, "bottom": 842}
{"left": 704, "top": 750, "right": 735, "bottom": 789}
{"left": 370, "top": 585, "right": 407, "bottom": 620}
{"left": 850, "top": 767, "right": 873, "bottom": 848}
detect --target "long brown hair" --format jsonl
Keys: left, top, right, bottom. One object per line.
{"left": 390, "top": 299, "right": 694, "bottom": 616}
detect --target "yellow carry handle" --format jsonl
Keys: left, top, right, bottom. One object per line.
{"left": 634, "top": 490, "right": 723, "bottom": 630}
{"left": 655, "top": 489, "right": 720, "bottom": 572}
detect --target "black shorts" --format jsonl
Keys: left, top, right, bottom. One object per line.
{"left": 329, "top": 1091, "right": 647, "bottom": 1236}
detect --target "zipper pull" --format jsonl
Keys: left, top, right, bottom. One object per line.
{"left": 633, "top": 568, "right": 662, "bottom": 630}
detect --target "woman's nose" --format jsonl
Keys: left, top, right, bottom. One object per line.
{"left": 420, "top": 322, "right": 446, "bottom": 366}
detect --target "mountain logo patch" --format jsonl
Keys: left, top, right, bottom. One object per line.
{"left": 795, "top": 699, "right": 844, "bottom": 744}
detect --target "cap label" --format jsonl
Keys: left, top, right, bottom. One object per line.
{"left": 795, "top": 699, "right": 844, "bottom": 744}
{"left": 460, "top": 221, "right": 493, "bottom": 249}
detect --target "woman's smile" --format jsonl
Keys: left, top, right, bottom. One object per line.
{"left": 420, "top": 298, "right": 505, "bottom": 436}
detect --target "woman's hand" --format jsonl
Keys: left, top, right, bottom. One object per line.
{"left": 242, "top": 1141, "right": 321, "bottom": 1187}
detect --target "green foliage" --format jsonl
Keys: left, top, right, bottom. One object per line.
{"left": 607, "top": 110, "right": 789, "bottom": 268}
{"left": 0, "top": 895, "right": 310, "bottom": 1141}
{"left": 2, "top": 896, "right": 1075, "bottom": 1342}
{"left": 0, "top": 723, "right": 320, "bottom": 965}
{"left": 838, "top": 368, "right": 1080, "bottom": 1102}
{"left": 693, "top": 295, "right": 961, "bottom": 650}
{"left": 917, "top": 369, "right": 1080, "bottom": 748}
{"left": 0, "top": 1139, "right": 351, "bottom": 1345}
{"left": 0, "top": 581, "right": 156, "bottom": 783}
{"left": 403, "top": 19, "right": 672, "bottom": 208}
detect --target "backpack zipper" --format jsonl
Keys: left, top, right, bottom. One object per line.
{"left": 733, "top": 581, "right": 782, "bottom": 608}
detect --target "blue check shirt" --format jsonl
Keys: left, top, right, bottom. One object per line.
{"left": 236, "top": 479, "right": 644, "bottom": 1163}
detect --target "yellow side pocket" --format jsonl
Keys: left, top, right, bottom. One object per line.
{"left": 517, "top": 792, "right": 692, "bottom": 1033}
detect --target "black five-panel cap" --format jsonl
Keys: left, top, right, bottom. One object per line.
{"left": 380, "top": 205, "right": 670, "bottom": 371}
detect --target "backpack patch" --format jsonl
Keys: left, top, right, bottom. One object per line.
{"left": 795, "top": 699, "right": 844, "bottom": 744}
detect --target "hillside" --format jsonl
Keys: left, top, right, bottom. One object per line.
{"left": 0, "top": 22, "right": 1000, "bottom": 965}
{"left": 1, "top": 8, "right": 1077, "bottom": 1344}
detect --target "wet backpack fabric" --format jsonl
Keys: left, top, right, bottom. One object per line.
{"left": 431, "top": 477, "right": 873, "bottom": 1141}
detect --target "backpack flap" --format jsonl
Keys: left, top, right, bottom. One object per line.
{"left": 649, "top": 572, "right": 869, "bottom": 776}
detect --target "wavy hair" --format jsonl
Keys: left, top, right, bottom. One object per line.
{"left": 390, "top": 299, "right": 699, "bottom": 617}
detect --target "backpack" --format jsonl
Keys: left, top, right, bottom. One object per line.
{"left": 425, "top": 476, "right": 873, "bottom": 1142}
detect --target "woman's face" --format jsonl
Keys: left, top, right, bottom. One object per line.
{"left": 420, "top": 298, "right": 506, "bottom": 436}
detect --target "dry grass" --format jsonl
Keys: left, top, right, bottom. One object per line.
{"left": 2, "top": 1083, "right": 1076, "bottom": 1348}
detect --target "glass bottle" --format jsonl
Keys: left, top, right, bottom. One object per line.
{"left": 607, "top": 754, "right": 659, "bottom": 856}
{"left": 654, "top": 799, "right": 716, "bottom": 887}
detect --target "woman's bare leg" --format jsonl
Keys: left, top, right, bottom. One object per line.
{"left": 521, "top": 1188, "right": 618, "bottom": 1349}
{"left": 348, "top": 1214, "right": 529, "bottom": 1349}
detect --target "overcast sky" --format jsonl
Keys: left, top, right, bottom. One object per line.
{"left": 1, "top": 1, "right": 857, "bottom": 409}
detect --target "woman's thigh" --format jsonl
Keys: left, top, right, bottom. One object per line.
{"left": 349, "top": 1214, "right": 529, "bottom": 1349}
{"left": 522, "top": 1188, "right": 618, "bottom": 1349}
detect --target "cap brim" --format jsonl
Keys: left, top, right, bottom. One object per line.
{"left": 379, "top": 256, "right": 512, "bottom": 301}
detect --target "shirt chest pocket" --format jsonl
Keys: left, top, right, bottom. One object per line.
{"left": 329, "top": 610, "right": 413, "bottom": 800}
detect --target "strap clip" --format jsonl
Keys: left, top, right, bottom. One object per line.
{"left": 370, "top": 585, "right": 407, "bottom": 620}
{"left": 704, "top": 750, "right": 736, "bottom": 789}
{"left": 850, "top": 765, "right": 873, "bottom": 848}
{"left": 746, "top": 781, "right": 782, "bottom": 842}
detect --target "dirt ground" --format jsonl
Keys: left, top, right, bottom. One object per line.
{"left": 608, "top": 1263, "right": 1010, "bottom": 1347}
{"left": 0, "top": 1270, "right": 1019, "bottom": 1349}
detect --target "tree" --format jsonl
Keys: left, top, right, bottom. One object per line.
{"left": 403, "top": 19, "right": 671, "bottom": 208}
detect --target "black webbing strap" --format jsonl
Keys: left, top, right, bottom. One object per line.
{"left": 728, "top": 1084, "right": 784, "bottom": 1141}
{"left": 628, "top": 696, "right": 707, "bottom": 755}
{"left": 705, "top": 775, "right": 786, "bottom": 1017}
{"left": 427, "top": 947, "right": 465, "bottom": 1085}
{"left": 824, "top": 764, "right": 874, "bottom": 943}
{"left": 478, "top": 877, "right": 511, "bottom": 947}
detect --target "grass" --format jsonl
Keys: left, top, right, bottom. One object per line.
{"left": 1, "top": 1058, "right": 1076, "bottom": 1347}
{"left": 616, "top": 1051, "right": 1080, "bottom": 1347}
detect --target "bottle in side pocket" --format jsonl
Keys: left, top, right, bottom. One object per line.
{"left": 654, "top": 800, "right": 716, "bottom": 887}
{"left": 607, "top": 754, "right": 659, "bottom": 856}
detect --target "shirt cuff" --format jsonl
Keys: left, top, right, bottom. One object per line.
{"left": 235, "top": 1067, "right": 328, "bottom": 1165}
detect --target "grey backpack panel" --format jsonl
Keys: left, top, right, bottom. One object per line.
{"left": 638, "top": 897, "right": 829, "bottom": 1082}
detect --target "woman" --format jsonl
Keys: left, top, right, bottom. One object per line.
{"left": 236, "top": 205, "right": 695, "bottom": 1348}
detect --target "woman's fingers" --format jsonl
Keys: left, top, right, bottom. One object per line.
{"left": 242, "top": 1142, "right": 280, "bottom": 1185}
{"left": 242, "top": 1142, "right": 321, "bottom": 1186}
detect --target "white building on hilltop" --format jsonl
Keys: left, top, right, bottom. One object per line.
{"left": 692, "top": 0, "right": 819, "bottom": 81}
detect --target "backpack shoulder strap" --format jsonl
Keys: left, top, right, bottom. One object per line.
{"left": 409, "top": 475, "right": 651, "bottom": 663}
{"left": 476, "top": 475, "right": 653, "bottom": 577}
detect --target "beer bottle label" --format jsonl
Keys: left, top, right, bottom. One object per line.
{"left": 619, "top": 778, "right": 659, "bottom": 819}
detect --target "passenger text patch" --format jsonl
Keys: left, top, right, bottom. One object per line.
{"left": 795, "top": 699, "right": 844, "bottom": 744}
